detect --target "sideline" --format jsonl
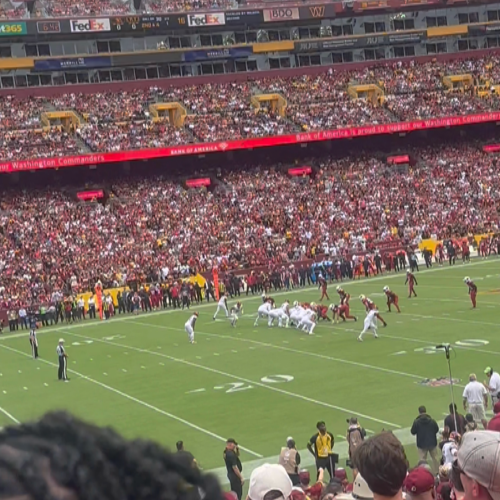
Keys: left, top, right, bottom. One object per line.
{"left": 0, "top": 406, "right": 19, "bottom": 425}
{"left": 0, "top": 257, "right": 496, "bottom": 342}
{"left": 208, "top": 427, "right": 414, "bottom": 485}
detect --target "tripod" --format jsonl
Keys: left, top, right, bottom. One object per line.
{"left": 438, "top": 343, "right": 458, "bottom": 433}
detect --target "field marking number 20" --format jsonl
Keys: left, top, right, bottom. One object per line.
{"left": 415, "top": 339, "right": 489, "bottom": 355}
{"left": 214, "top": 375, "right": 294, "bottom": 393}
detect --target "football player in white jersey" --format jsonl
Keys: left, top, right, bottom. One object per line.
{"left": 268, "top": 300, "right": 290, "bottom": 328}
{"left": 213, "top": 293, "right": 229, "bottom": 320}
{"left": 229, "top": 301, "right": 244, "bottom": 327}
{"left": 185, "top": 312, "right": 199, "bottom": 344}
{"left": 254, "top": 300, "right": 272, "bottom": 326}
{"left": 299, "top": 305, "right": 316, "bottom": 335}
{"left": 358, "top": 309, "right": 379, "bottom": 342}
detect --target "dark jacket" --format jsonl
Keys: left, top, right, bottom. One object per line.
{"left": 411, "top": 413, "right": 439, "bottom": 450}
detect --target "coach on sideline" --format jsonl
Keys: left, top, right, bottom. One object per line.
{"left": 463, "top": 374, "right": 488, "bottom": 429}
{"left": 483, "top": 366, "right": 500, "bottom": 406}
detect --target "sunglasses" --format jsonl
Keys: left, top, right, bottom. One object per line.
{"left": 451, "top": 460, "right": 465, "bottom": 493}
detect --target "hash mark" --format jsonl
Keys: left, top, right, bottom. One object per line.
{"left": 213, "top": 353, "right": 220, "bottom": 356}
{"left": 231, "top": 350, "right": 238, "bottom": 353}
{"left": 2, "top": 391, "right": 6, "bottom": 394}
{"left": 141, "top": 366, "right": 146, "bottom": 369}
{"left": 23, "top": 387, "right": 28, "bottom": 391}
{"left": 103, "top": 372, "right": 108, "bottom": 376}
{"left": 195, "top": 356, "right": 202, "bottom": 359}
{"left": 44, "top": 383, "right": 49, "bottom": 387}
{"left": 122, "top": 369, "right": 128, "bottom": 373}
{"left": 159, "top": 362, "right": 165, "bottom": 366}
{"left": 18, "top": 370, "right": 22, "bottom": 374}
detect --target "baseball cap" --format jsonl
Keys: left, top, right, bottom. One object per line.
{"left": 485, "top": 367, "right": 493, "bottom": 375}
{"left": 404, "top": 467, "right": 435, "bottom": 495}
{"left": 458, "top": 431, "right": 500, "bottom": 500}
{"left": 59, "top": 338, "right": 64, "bottom": 343}
{"left": 226, "top": 438, "right": 238, "bottom": 445}
{"left": 248, "top": 464, "right": 293, "bottom": 500}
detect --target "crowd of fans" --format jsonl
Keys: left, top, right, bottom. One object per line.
{"left": 0, "top": 140, "right": 499, "bottom": 304}
{"left": 1, "top": 57, "right": 500, "bottom": 160}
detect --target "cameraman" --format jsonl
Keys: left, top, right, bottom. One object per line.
{"left": 346, "top": 417, "right": 366, "bottom": 479}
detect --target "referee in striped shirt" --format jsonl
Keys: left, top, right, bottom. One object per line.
{"left": 57, "top": 339, "right": 69, "bottom": 382}
{"left": 29, "top": 316, "right": 39, "bottom": 359}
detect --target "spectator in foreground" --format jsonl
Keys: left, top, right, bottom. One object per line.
{"left": 248, "top": 464, "right": 293, "bottom": 500}
{"left": 487, "top": 401, "right": 500, "bottom": 431}
{"left": 465, "top": 414, "right": 478, "bottom": 433}
{"left": 454, "top": 431, "right": 500, "bottom": 500}
{"left": 0, "top": 411, "right": 223, "bottom": 500}
{"left": 404, "top": 467, "right": 436, "bottom": 500}
{"left": 444, "top": 403, "right": 466, "bottom": 435}
{"left": 411, "top": 406, "right": 440, "bottom": 473}
{"left": 278, "top": 437, "right": 301, "bottom": 485}
{"left": 354, "top": 432, "right": 408, "bottom": 500}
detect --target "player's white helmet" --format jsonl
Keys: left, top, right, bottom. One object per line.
{"left": 293, "top": 301, "right": 299, "bottom": 307}
{"left": 406, "top": 270, "right": 410, "bottom": 275}
{"left": 359, "top": 294, "right": 366, "bottom": 300}
{"left": 463, "top": 276, "right": 470, "bottom": 283}
{"left": 383, "top": 286, "right": 389, "bottom": 292}
{"left": 261, "top": 292, "right": 266, "bottom": 298}
{"left": 310, "top": 302, "right": 316, "bottom": 307}
{"left": 336, "top": 286, "right": 342, "bottom": 292}
{"left": 329, "top": 304, "right": 335, "bottom": 311}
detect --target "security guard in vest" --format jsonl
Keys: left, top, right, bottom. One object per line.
{"left": 307, "top": 421, "right": 336, "bottom": 480}
{"left": 278, "top": 437, "right": 301, "bottom": 485}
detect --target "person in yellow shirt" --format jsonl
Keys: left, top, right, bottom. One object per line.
{"left": 307, "top": 421, "right": 336, "bottom": 480}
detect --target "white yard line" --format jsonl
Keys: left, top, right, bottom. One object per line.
{"left": 60, "top": 330, "right": 402, "bottom": 429}
{"left": 208, "top": 427, "right": 415, "bottom": 485}
{"left": 0, "top": 258, "right": 497, "bottom": 342}
{"left": 131, "top": 321, "right": 428, "bottom": 382}
{"left": 0, "top": 343, "right": 263, "bottom": 458}
{"left": 0, "top": 406, "right": 20, "bottom": 424}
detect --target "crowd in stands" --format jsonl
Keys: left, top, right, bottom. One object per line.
{"left": 0, "top": 140, "right": 499, "bottom": 304}
{"left": 1, "top": 57, "right": 500, "bottom": 160}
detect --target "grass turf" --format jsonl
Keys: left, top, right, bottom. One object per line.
{"left": 0, "top": 258, "right": 499, "bottom": 484}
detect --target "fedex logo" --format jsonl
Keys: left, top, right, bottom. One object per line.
{"left": 70, "top": 19, "right": 111, "bottom": 33}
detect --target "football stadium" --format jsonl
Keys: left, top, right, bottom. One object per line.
{"left": 0, "top": 0, "right": 500, "bottom": 498}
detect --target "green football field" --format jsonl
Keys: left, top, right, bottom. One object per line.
{"left": 0, "top": 258, "right": 499, "bottom": 485}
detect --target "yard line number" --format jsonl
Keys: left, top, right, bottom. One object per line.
{"left": 195, "top": 375, "right": 294, "bottom": 394}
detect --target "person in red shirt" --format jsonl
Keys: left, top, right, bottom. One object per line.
{"left": 487, "top": 401, "right": 500, "bottom": 431}
{"left": 298, "top": 469, "right": 324, "bottom": 500}
{"left": 336, "top": 287, "right": 350, "bottom": 306}
{"left": 405, "top": 270, "right": 418, "bottom": 298}
{"left": 316, "top": 304, "right": 331, "bottom": 322}
{"left": 360, "top": 295, "right": 387, "bottom": 326}
{"left": 383, "top": 286, "right": 400, "bottom": 313}
{"left": 461, "top": 239, "right": 470, "bottom": 263}
{"left": 463, "top": 277, "right": 477, "bottom": 308}
{"left": 330, "top": 303, "right": 357, "bottom": 323}
{"left": 319, "top": 276, "right": 330, "bottom": 302}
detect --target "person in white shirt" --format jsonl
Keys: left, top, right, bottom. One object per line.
{"left": 462, "top": 374, "right": 488, "bottom": 429}
{"left": 268, "top": 301, "right": 290, "bottom": 328}
{"left": 254, "top": 301, "right": 272, "bottom": 326}
{"left": 77, "top": 298, "right": 85, "bottom": 320}
{"left": 298, "top": 307, "right": 316, "bottom": 335}
{"left": 18, "top": 307, "right": 27, "bottom": 329}
{"left": 213, "top": 293, "right": 229, "bottom": 320}
{"left": 358, "top": 310, "right": 379, "bottom": 342}
{"left": 484, "top": 367, "right": 500, "bottom": 405}
{"left": 185, "top": 312, "right": 198, "bottom": 344}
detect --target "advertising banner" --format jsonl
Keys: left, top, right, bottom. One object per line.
{"left": 33, "top": 56, "right": 112, "bottom": 71}
{"left": 70, "top": 18, "right": 111, "bottom": 33}
{"left": 182, "top": 46, "right": 253, "bottom": 62}
{"left": 187, "top": 13, "right": 225, "bottom": 27}
{"left": 0, "top": 21, "right": 27, "bottom": 36}
{"left": 263, "top": 8, "right": 300, "bottom": 22}
{"left": 1, "top": 112, "right": 499, "bottom": 174}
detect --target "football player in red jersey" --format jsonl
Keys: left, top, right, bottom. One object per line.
{"left": 359, "top": 295, "right": 387, "bottom": 326}
{"left": 383, "top": 286, "right": 400, "bottom": 313}
{"left": 316, "top": 304, "right": 332, "bottom": 322}
{"left": 463, "top": 276, "right": 477, "bottom": 308}
{"left": 330, "top": 303, "right": 357, "bottom": 323}
{"left": 405, "top": 270, "right": 418, "bottom": 298}
{"left": 336, "top": 286, "right": 350, "bottom": 306}
{"left": 318, "top": 276, "right": 330, "bottom": 302}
